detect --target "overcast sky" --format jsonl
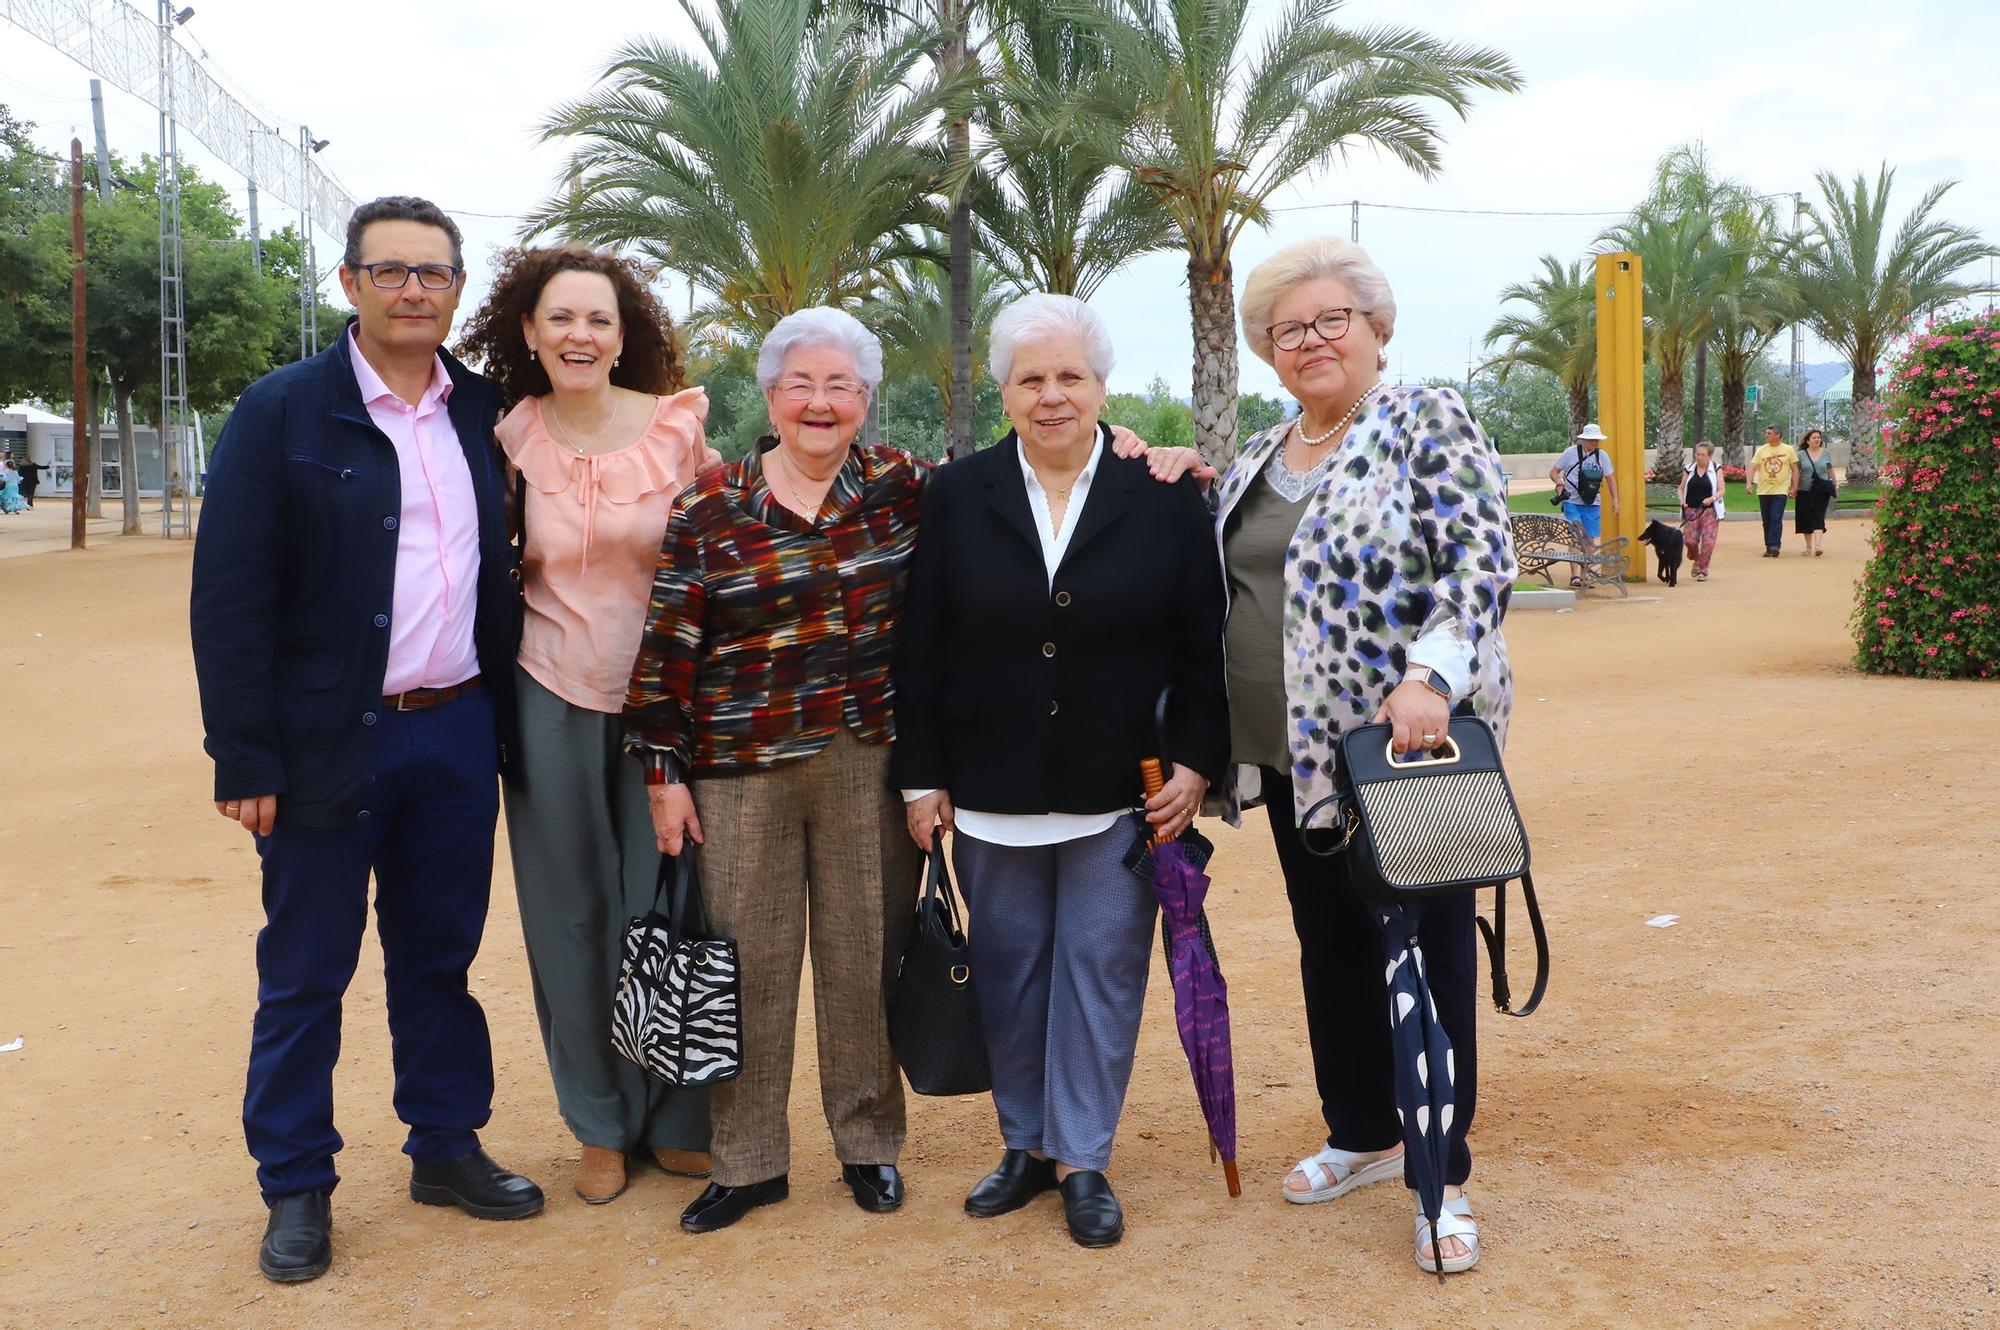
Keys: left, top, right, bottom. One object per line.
{"left": 4, "top": 0, "right": 1996, "bottom": 403}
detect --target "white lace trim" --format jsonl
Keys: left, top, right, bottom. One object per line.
{"left": 1262, "top": 433, "right": 1339, "bottom": 503}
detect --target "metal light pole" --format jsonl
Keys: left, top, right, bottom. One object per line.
{"left": 156, "top": 1, "right": 194, "bottom": 538}
{"left": 298, "top": 126, "right": 328, "bottom": 359}
{"left": 1788, "top": 192, "right": 1804, "bottom": 445}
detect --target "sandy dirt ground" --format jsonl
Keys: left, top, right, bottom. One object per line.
{"left": 1, "top": 499, "right": 1996, "bottom": 1330}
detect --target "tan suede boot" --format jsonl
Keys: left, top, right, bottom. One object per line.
{"left": 650, "top": 1148, "right": 713, "bottom": 1179}
{"left": 574, "top": 1146, "right": 628, "bottom": 1204}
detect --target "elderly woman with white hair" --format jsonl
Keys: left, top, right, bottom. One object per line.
{"left": 626, "top": 305, "right": 933, "bottom": 1234}
{"left": 1215, "top": 238, "right": 1515, "bottom": 1273}
{"left": 894, "top": 292, "right": 1228, "bottom": 1248}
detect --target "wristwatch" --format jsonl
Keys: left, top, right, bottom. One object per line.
{"left": 1404, "top": 665, "right": 1452, "bottom": 702}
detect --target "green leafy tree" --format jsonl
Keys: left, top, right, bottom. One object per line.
{"left": 1786, "top": 164, "right": 1998, "bottom": 484}
{"left": 1853, "top": 313, "right": 2000, "bottom": 677}
{"left": 529, "top": 0, "right": 951, "bottom": 339}
{"left": 1235, "top": 389, "right": 1287, "bottom": 444}
{"left": 1467, "top": 363, "right": 1569, "bottom": 455}
{"left": 1481, "top": 255, "right": 1595, "bottom": 443}
{"left": 1101, "top": 374, "right": 1194, "bottom": 449}
{"left": 0, "top": 106, "right": 69, "bottom": 406}
{"left": 1076, "top": 0, "right": 1521, "bottom": 464}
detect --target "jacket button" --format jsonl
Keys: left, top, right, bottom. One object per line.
{"left": 1041, "top": 642, "right": 1055, "bottom": 658}
{"left": 1054, "top": 590, "right": 1072, "bottom": 607}
{"left": 373, "top": 614, "right": 389, "bottom": 628}
{"left": 383, "top": 515, "right": 398, "bottom": 530}
{"left": 357, "top": 809, "right": 371, "bottom": 821}
{"left": 1050, "top": 700, "right": 1059, "bottom": 716}
{"left": 362, "top": 711, "right": 378, "bottom": 726}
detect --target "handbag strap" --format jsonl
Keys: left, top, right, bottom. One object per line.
{"left": 1475, "top": 872, "right": 1549, "bottom": 1018}
{"left": 652, "top": 845, "right": 698, "bottom": 936}
{"left": 924, "top": 826, "right": 966, "bottom": 935}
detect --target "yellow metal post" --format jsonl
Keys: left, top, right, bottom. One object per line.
{"left": 1594, "top": 252, "right": 1645, "bottom": 573}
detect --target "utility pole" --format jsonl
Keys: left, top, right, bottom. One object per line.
{"left": 70, "top": 139, "right": 89, "bottom": 551}
{"left": 88, "top": 80, "right": 112, "bottom": 201}
{"left": 298, "top": 126, "right": 328, "bottom": 359}
{"left": 246, "top": 178, "right": 262, "bottom": 274}
{"left": 1788, "top": 192, "right": 1804, "bottom": 444}
{"left": 157, "top": 0, "right": 193, "bottom": 537}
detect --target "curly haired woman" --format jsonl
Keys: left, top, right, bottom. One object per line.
{"left": 457, "top": 247, "right": 720, "bottom": 1205}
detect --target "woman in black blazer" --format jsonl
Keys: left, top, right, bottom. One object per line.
{"left": 893, "top": 292, "right": 1227, "bottom": 1248}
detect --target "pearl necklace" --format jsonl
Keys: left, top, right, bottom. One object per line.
{"left": 1293, "top": 385, "right": 1377, "bottom": 449}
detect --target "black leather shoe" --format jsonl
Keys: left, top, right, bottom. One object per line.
{"left": 841, "top": 1163, "right": 905, "bottom": 1213}
{"left": 680, "top": 1176, "right": 789, "bottom": 1233}
{"left": 258, "top": 1189, "right": 331, "bottom": 1283}
{"left": 1058, "top": 1170, "right": 1124, "bottom": 1248}
{"left": 409, "top": 1147, "right": 545, "bottom": 1220}
{"left": 964, "top": 1150, "right": 1057, "bottom": 1218}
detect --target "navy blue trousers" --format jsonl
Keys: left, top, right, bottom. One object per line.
{"left": 1759, "top": 494, "right": 1788, "bottom": 551}
{"left": 245, "top": 688, "right": 500, "bottom": 1202}
{"left": 1261, "top": 768, "right": 1478, "bottom": 1188}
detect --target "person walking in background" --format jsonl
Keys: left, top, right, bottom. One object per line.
{"left": 15, "top": 457, "right": 45, "bottom": 508}
{"left": 1549, "top": 423, "right": 1618, "bottom": 573}
{"left": 190, "top": 197, "right": 544, "bottom": 1286}
{"left": 455, "top": 246, "right": 719, "bottom": 1207}
{"left": 1794, "top": 428, "right": 1835, "bottom": 557}
{"left": 1749, "top": 425, "right": 1797, "bottom": 557}
{"left": 0, "top": 460, "right": 24, "bottom": 515}
{"left": 1679, "top": 440, "right": 1725, "bottom": 582}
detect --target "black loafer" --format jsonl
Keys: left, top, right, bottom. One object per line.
{"left": 964, "top": 1149, "right": 1057, "bottom": 1218}
{"left": 1058, "top": 1170, "right": 1124, "bottom": 1248}
{"left": 258, "top": 1189, "right": 332, "bottom": 1284}
{"left": 680, "top": 1176, "right": 789, "bottom": 1233}
{"left": 409, "top": 1147, "right": 545, "bottom": 1220}
{"left": 841, "top": 1163, "right": 905, "bottom": 1213}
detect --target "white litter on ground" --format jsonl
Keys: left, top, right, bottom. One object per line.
{"left": 1645, "top": 915, "right": 1679, "bottom": 929}
{"left": 0, "top": 1036, "right": 23, "bottom": 1053}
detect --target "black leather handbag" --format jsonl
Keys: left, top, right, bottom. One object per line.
{"left": 1301, "top": 716, "right": 1549, "bottom": 1017}
{"left": 890, "top": 828, "right": 993, "bottom": 1096}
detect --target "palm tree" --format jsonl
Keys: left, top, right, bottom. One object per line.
{"left": 1074, "top": 0, "right": 1521, "bottom": 464}
{"left": 1642, "top": 143, "right": 1760, "bottom": 444}
{"left": 1707, "top": 202, "right": 1793, "bottom": 467}
{"left": 1481, "top": 255, "right": 1595, "bottom": 442}
{"left": 527, "top": 0, "right": 948, "bottom": 339}
{"left": 1599, "top": 203, "right": 1743, "bottom": 479}
{"left": 974, "top": 4, "right": 1175, "bottom": 300}
{"left": 863, "top": 256, "right": 1006, "bottom": 450}
{"left": 1786, "top": 164, "right": 1997, "bottom": 484}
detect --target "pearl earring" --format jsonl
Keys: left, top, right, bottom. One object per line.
{"left": 1376, "top": 350, "right": 1388, "bottom": 370}
{"left": 614, "top": 357, "right": 621, "bottom": 367}
{"left": 528, "top": 347, "right": 537, "bottom": 362}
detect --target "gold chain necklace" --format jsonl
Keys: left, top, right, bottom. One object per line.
{"left": 544, "top": 395, "right": 620, "bottom": 456}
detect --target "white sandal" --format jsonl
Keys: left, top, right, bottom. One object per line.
{"left": 1281, "top": 1144, "right": 1403, "bottom": 1205}
{"left": 1414, "top": 1194, "right": 1480, "bottom": 1274}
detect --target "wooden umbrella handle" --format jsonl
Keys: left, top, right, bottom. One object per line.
{"left": 1139, "top": 758, "right": 1169, "bottom": 847}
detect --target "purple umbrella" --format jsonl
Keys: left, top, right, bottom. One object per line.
{"left": 1125, "top": 689, "right": 1240, "bottom": 1198}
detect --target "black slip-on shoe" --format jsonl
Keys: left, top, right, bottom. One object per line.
{"left": 409, "top": 1147, "right": 545, "bottom": 1220}
{"left": 680, "top": 1176, "right": 789, "bottom": 1233}
{"left": 841, "top": 1163, "right": 905, "bottom": 1213}
{"left": 258, "top": 1189, "right": 332, "bottom": 1283}
{"left": 964, "top": 1150, "right": 1058, "bottom": 1218}
{"left": 1058, "top": 1170, "right": 1124, "bottom": 1248}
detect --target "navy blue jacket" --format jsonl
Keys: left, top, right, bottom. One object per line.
{"left": 190, "top": 327, "right": 519, "bottom": 829}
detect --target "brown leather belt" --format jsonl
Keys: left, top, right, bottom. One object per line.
{"left": 384, "top": 675, "right": 481, "bottom": 712}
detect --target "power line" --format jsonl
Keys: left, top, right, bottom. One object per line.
{"left": 1276, "top": 199, "right": 1629, "bottom": 219}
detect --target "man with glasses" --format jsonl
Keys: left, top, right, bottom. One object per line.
{"left": 192, "top": 196, "right": 542, "bottom": 1285}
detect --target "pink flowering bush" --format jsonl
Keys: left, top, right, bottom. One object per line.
{"left": 1854, "top": 313, "right": 2000, "bottom": 678}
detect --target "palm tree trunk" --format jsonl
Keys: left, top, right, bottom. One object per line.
{"left": 943, "top": 9, "right": 974, "bottom": 461}
{"left": 114, "top": 378, "right": 140, "bottom": 535}
{"left": 1656, "top": 365, "right": 1686, "bottom": 480}
{"left": 1188, "top": 254, "right": 1238, "bottom": 467}
{"left": 1720, "top": 368, "right": 1747, "bottom": 467}
{"left": 1691, "top": 340, "right": 1709, "bottom": 443}
{"left": 1848, "top": 357, "right": 1881, "bottom": 484}
{"left": 1565, "top": 377, "right": 1591, "bottom": 443}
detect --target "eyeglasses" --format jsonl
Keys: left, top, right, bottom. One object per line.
{"left": 352, "top": 261, "right": 464, "bottom": 291}
{"left": 1266, "top": 306, "right": 1372, "bottom": 352}
{"left": 777, "top": 379, "right": 864, "bottom": 406}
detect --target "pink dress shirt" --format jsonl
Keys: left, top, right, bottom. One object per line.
{"left": 348, "top": 327, "right": 483, "bottom": 697}
{"left": 495, "top": 389, "right": 718, "bottom": 714}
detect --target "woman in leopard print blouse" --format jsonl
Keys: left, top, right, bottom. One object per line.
{"left": 1212, "top": 236, "right": 1515, "bottom": 1275}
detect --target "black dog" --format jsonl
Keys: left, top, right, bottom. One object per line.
{"left": 1638, "top": 519, "right": 1685, "bottom": 587}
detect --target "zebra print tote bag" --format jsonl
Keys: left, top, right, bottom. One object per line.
{"left": 1300, "top": 717, "right": 1549, "bottom": 1017}
{"left": 612, "top": 848, "right": 742, "bottom": 1087}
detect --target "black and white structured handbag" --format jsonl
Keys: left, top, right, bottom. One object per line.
{"left": 1301, "top": 717, "right": 1550, "bottom": 1017}
{"left": 612, "top": 847, "right": 743, "bottom": 1087}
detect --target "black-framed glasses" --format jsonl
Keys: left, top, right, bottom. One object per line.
{"left": 1267, "top": 306, "right": 1371, "bottom": 351}
{"left": 352, "top": 261, "right": 463, "bottom": 291}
